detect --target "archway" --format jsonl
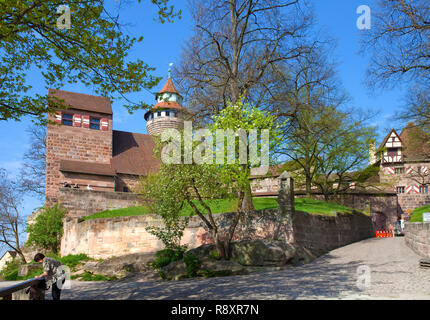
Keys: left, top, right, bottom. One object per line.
{"left": 373, "top": 212, "right": 387, "bottom": 231}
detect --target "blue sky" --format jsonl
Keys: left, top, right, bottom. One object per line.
{"left": 0, "top": 0, "right": 408, "bottom": 238}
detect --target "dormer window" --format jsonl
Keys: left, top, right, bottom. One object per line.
{"left": 90, "top": 117, "right": 100, "bottom": 130}
{"left": 62, "top": 113, "right": 73, "bottom": 126}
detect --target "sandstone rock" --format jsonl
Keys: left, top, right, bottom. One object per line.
{"left": 291, "top": 245, "right": 317, "bottom": 265}
{"left": 186, "top": 244, "right": 217, "bottom": 260}
{"left": 82, "top": 252, "right": 156, "bottom": 277}
{"left": 231, "top": 239, "right": 296, "bottom": 266}
{"left": 199, "top": 258, "right": 248, "bottom": 276}
{"left": 160, "top": 260, "right": 188, "bottom": 280}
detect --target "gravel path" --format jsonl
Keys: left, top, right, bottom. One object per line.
{"left": 61, "top": 237, "right": 430, "bottom": 300}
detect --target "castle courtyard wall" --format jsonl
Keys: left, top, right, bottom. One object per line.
{"left": 60, "top": 208, "right": 374, "bottom": 259}
{"left": 404, "top": 222, "right": 430, "bottom": 258}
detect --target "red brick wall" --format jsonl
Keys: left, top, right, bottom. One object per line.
{"left": 45, "top": 109, "right": 113, "bottom": 204}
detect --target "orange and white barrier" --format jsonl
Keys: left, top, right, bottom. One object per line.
{"left": 375, "top": 230, "right": 393, "bottom": 238}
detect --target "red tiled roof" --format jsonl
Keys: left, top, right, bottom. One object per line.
{"left": 159, "top": 78, "right": 181, "bottom": 96}
{"left": 111, "top": 130, "right": 161, "bottom": 176}
{"left": 151, "top": 101, "right": 186, "bottom": 111}
{"left": 48, "top": 89, "right": 113, "bottom": 115}
{"left": 59, "top": 160, "right": 115, "bottom": 176}
{"left": 399, "top": 122, "right": 430, "bottom": 160}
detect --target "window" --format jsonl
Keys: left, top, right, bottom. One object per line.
{"left": 387, "top": 148, "right": 398, "bottom": 156}
{"left": 395, "top": 167, "right": 405, "bottom": 174}
{"left": 90, "top": 117, "right": 100, "bottom": 130}
{"left": 62, "top": 113, "right": 73, "bottom": 126}
{"left": 420, "top": 186, "right": 428, "bottom": 193}
{"left": 157, "top": 111, "right": 161, "bottom": 117}
{"left": 166, "top": 111, "right": 170, "bottom": 117}
{"left": 417, "top": 166, "right": 422, "bottom": 173}
{"left": 396, "top": 186, "right": 405, "bottom": 194}
{"left": 123, "top": 186, "right": 129, "bottom": 192}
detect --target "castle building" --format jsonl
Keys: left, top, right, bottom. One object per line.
{"left": 45, "top": 77, "right": 185, "bottom": 204}
{"left": 377, "top": 122, "right": 430, "bottom": 214}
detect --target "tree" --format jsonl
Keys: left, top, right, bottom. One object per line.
{"left": 361, "top": 0, "right": 429, "bottom": 131}
{"left": 0, "top": 170, "right": 27, "bottom": 262}
{"left": 18, "top": 125, "right": 47, "bottom": 198}
{"left": 210, "top": 98, "right": 281, "bottom": 212}
{"left": 0, "top": 0, "right": 180, "bottom": 122}
{"left": 140, "top": 100, "right": 279, "bottom": 259}
{"left": 27, "top": 203, "right": 66, "bottom": 254}
{"left": 361, "top": 0, "right": 429, "bottom": 89}
{"left": 274, "top": 40, "right": 351, "bottom": 197}
{"left": 400, "top": 85, "right": 430, "bottom": 133}
{"left": 175, "top": 0, "right": 312, "bottom": 124}
{"left": 311, "top": 114, "right": 376, "bottom": 201}
{"left": 139, "top": 172, "right": 190, "bottom": 251}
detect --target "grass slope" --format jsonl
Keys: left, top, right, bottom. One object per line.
{"left": 84, "top": 197, "right": 361, "bottom": 221}
{"left": 409, "top": 205, "right": 430, "bottom": 222}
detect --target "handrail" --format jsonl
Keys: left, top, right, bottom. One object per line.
{"left": 0, "top": 277, "right": 45, "bottom": 299}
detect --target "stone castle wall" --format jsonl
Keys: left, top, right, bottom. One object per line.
{"left": 398, "top": 193, "right": 430, "bottom": 217}
{"left": 292, "top": 211, "right": 375, "bottom": 257}
{"left": 60, "top": 207, "right": 374, "bottom": 259}
{"left": 404, "top": 222, "right": 430, "bottom": 258}
{"left": 58, "top": 188, "right": 141, "bottom": 218}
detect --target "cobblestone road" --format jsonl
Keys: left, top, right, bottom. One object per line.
{"left": 61, "top": 237, "right": 430, "bottom": 300}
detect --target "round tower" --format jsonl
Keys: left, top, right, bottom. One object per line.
{"left": 144, "top": 76, "right": 186, "bottom": 136}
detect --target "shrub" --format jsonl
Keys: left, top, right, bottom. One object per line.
{"left": 151, "top": 248, "right": 185, "bottom": 269}
{"left": 0, "top": 260, "right": 43, "bottom": 281}
{"left": 57, "top": 254, "right": 91, "bottom": 270}
{"left": 79, "top": 271, "right": 117, "bottom": 281}
{"left": 183, "top": 253, "right": 200, "bottom": 278}
{"left": 209, "top": 249, "right": 220, "bottom": 260}
{"left": 27, "top": 203, "right": 67, "bottom": 254}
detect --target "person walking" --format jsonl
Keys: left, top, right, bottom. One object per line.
{"left": 34, "top": 253, "right": 65, "bottom": 300}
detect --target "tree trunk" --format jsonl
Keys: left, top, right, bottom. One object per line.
{"left": 241, "top": 184, "right": 254, "bottom": 213}
{"left": 17, "top": 251, "right": 27, "bottom": 264}
{"left": 213, "top": 229, "right": 226, "bottom": 260}
{"left": 305, "top": 174, "right": 312, "bottom": 198}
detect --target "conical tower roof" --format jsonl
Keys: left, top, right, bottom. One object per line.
{"left": 158, "top": 78, "right": 182, "bottom": 97}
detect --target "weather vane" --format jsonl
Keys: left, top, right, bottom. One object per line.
{"left": 168, "top": 63, "right": 173, "bottom": 78}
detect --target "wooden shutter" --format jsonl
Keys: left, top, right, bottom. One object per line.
{"left": 101, "top": 118, "right": 109, "bottom": 131}
{"left": 55, "top": 111, "right": 62, "bottom": 124}
{"left": 82, "top": 115, "right": 90, "bottom": 128}
{"left": 73, "top": 114, "right": 82, "bottom": 127}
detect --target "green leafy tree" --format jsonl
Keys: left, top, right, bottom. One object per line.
{"left": 139, "top": 172, "right": 190, "bottom": 252}
{"left": 27, "top": 203, "right": 66, "bottom": 254}
{"left": 0, "top": 0, "right": 180, "bottom": 122}
{"left": 311, "top": 113, "right": 376, "bottom": 201}
{"left": 140, "top": 99, "right": 280, "bottom": 259}
{"left": 210, "top": 98, "right": 282, "bottom": 212}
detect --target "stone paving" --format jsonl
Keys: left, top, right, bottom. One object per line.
{"left": 58, "top": 237, "right": 430, "bottom": 300}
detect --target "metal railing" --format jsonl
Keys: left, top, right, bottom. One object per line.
{"left": 0, "top": 278, "right": 45, "bottom": 300}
